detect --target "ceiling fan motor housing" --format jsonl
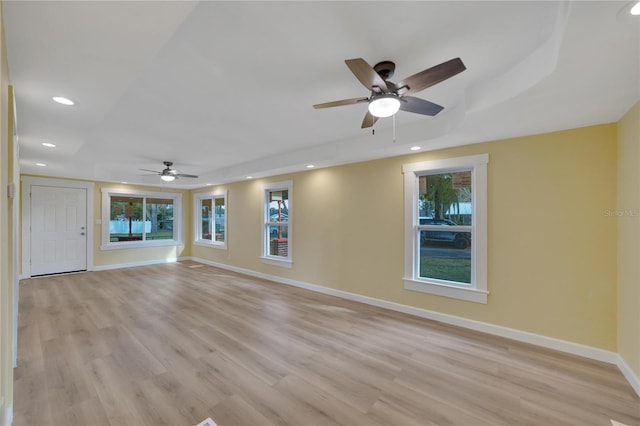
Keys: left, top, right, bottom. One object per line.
{"left": 373, "top": 61, "right": 396, "bottom": 81}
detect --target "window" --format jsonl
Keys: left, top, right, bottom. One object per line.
{"left": 261, "top": 180, "right": 292, "bottom": 268}
{"left": 194, "top": 192, "right": 226, "bottom": 248}
{"left": 402, "top": 154, "right": 488, "bottom": 303}
{"left": 101, "top": 188, "right": 182, "bottom": 250}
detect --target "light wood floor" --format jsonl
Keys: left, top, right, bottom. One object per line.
{"left": 13, "top": 261, "right": 640, "bottom": 426}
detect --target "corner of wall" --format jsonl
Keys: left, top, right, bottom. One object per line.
{"left": 616, "top": 100, "right": 640, "bottom": 392}
{"left": 0, "top": 0, "right": 16, "bottom": 423}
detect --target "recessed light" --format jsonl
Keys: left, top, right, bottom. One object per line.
{"left": 52, "top": 96, "right": 74, "bottom": 106}
{"left": 41, "top": 142, "right": 56, "bottom": 148}
{"left": 631, "top": 1, "right": 640, "bottom": 15}
{"left": 306, "top": 164, "right": 315, "bottom": 169}
{"left": 410, "top": 146, "right": 421, "bottom": 151}
{"left": 246, "top": 176, "right": 253, "bottom": 179}
{"left": 121, "top": 181, "right": 128, "bottom": 184}
{"left": 36, "top": 162, "right": 47, "bottom": 167}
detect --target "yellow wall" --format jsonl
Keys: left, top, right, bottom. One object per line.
{"left": 0, "top": 1, "right": 13, "bottom": 422}
{"left": 617, "top": 101, "right": 640, "bottom": 377}
{"left": 20, "top": 123, "right": 620, "bottom": 354}
{"left": 193, "top": 124, "right": 618, "bottom": 351}
{"left": 19, "top": 177, "right": 192, "bottom": 271}
{"left": 12, "top": 107, "right": 633, "bottom": 391}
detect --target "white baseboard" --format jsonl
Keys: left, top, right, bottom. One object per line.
{"left": 617, "top": 355, "right": 640, "bottom": 397}
{"left": 21, "top": 257, "right": 189, "bottom": 277}
{"left": 3, "top": 401, "right": 12, "bottom": 426}
{"left": 92, "top": 256, "right": 190, "bottom": 272}
{"left": 189, "top": 257, "right": 620, "bottom": 366}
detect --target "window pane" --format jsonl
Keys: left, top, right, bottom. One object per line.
{"left": 268, "top": 224, "right": 289, "bottom": 240}
{"left": 268, "top": 189, "right": 288, "bottom": 257}
{"left": 419, "top": 230, "right": 471, "bottom": 284}
{"left": 200, "top": 199, "right": 212, "bottom": 240}
{"left": 146, "top": 198, "right": 174, "bottom": 240}
{"left": 264, "top": 184, "right": 291, "bottom": 262}
{"left": 214, "top": 197, "right": 225, "bottom": 242}
{"left": 269, "top": 224, "right": 288, "bottom": 257}
{"left": 419, "top": 172, "right": 472, "bottom": 225}
{"left": 269, "top": 190, "right": 288, "bottom": 223}
{"left": 110, "top": 196, "right": 143, "bottom": 242}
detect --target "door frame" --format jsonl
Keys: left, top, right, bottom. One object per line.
{"left": 21, "top": 176, "right": 94, "bottom": 278}
{"left": 11, "top": 90, "right": 18, "bottom": 367}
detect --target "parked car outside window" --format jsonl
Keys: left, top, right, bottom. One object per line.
{"left": 419, "top": 217, "right": 470, "bottom": 249}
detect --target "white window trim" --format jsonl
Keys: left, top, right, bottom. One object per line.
{"left": 100, "top": 188, "right": 182, "bottom": 250}
{"left": 260, "top": 180, "right": 293, "bottom": 268}
{"left": 193, "top": 191, "right": 227, "bottom": 249}
{"left": 402, "top": 154, "right": 488, "bottom": 304}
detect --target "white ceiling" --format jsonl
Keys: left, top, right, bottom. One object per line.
{"left": 4, "top": 1, "right": 639, "bottom": 188}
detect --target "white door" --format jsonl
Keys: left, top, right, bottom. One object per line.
{"left": 30, "top": 185, "right": 87, "bottom": 275}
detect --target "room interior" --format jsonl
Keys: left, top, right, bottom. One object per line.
{"left": 0, "top": 1, "right": 639, "bottom": 425}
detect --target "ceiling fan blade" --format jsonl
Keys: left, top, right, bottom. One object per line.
{"left": 400, "top": 96, "right": 444, "bottom": 116}
{"left": 396, "top": 58, "right": 466, "bottom": 96}
{"left": 139, "top": 168, "right": 161, "bottom": 174}
{"left": 345, "top": 58, "right": 388, "bottom": 92}
{"left": 313, "top": 97, "right": 368, "bottom": 109}
{"left": 175, "top": 173, "right": 198, "bottom": 179}
{"left": 361, "top": 111, "right": 378, "bottom": 128}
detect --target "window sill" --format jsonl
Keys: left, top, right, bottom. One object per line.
{"left": 193, "top": 240, "right": 227, "bottom": 250}
{"left": 260, "top": 256, "right": 293, "bottom": 269}
{"left": 101, "top": 239, "right": 182, "bottom": 251}
{"left": 404, "top": 278, "right": 488, "bottom": 304}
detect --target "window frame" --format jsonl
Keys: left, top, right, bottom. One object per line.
{"left": 261, "top": 180, "right": 293, "bottom": 268}
{"left": 100, "top": 188, "right": 182, "bottom": 250}
{"left": 193, "top": 191, "right": 227, "bottom": 249}
{"left": 402, "top": 154, "right": 488, "bottom": 304}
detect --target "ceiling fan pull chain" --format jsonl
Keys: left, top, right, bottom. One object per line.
{"left": 393, "top": 114, "right": 396, "bottom": 144}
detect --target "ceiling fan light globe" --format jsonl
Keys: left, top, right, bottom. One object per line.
{"left": 160, "top": 174, "right": 176, "bottom": 182}
{"left": 368, "top": 96, "right": 400, "bottom": 118}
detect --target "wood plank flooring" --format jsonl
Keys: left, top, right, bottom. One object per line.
{"left": 13, "top": 261, "right": 640, "bottom": 426}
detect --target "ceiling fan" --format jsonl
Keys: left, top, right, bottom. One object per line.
{"left": 140, "top": 161, "right": 198, "bottom": 182}
{"left": 313, "top": 57, "right": 466, "bottom": 128}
